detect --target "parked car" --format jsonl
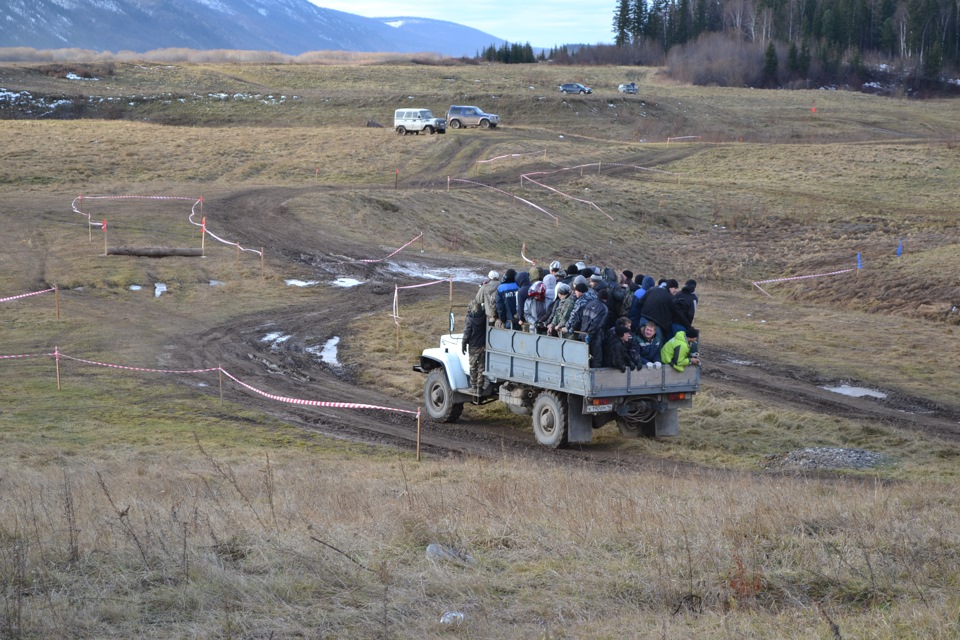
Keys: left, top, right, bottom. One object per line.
{"left": 446, "top": 105, "right": 499, "bottom": 129}
{"left": 393, "top": 108, "right": 446, "bottom": 135}
{"left": 618, "top": 82, "right": 638, "bottom": 94}
{"left": 559, "top": 82, "right": 592, "bottom": 94}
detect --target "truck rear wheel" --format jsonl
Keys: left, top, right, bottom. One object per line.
{"left": 532, "top": 391, "right": 567, "bottom": 448}
{"left": 424, "top": 368, "right": 463, "bottom": 423}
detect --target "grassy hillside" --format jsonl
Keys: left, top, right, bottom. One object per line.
{"left": 1, "top": 61, "right": 959, "bottom": 638}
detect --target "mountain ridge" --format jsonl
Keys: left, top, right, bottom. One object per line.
{"left": 0, "top": 0, "right": 506, "bottom": 57}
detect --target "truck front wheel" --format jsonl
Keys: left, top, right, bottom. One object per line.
{"left": 424, "top": 368, "right": 463, "bottom": 423}
{"left": 532, "top": 391, "right": 567, "bottom": 448}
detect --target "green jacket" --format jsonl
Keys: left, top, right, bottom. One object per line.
{"left": 661, "top": 330, "right": 693, "bottom": 372}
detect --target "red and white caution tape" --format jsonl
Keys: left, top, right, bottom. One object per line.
{"left": 72, "top": 194, "right": 200, "bottom": 230}
{"left": 1, "top": 350, "right": 417, "bottom": 418}
{"left": 1, "top": 288, "right": 56, "bottom": 303}
{"left": 58, "top": 352, "right": 220, "bottom": 374}
{"left": 187, "top": 198, "right": 263, "bottom": 257}
{"left": 0, "top": 352, "right": 54, "bottom": 360}
{"left": 393, "top": 279, "right": 448, "bottom": 325}
{"left": 71, "top": 194, "right": 263, "bottom": 258}
{"left": 520, "top": 243, "right": 536, "bottom": 265}
{"left": 477, "top": 150, "right": 546, "bottom": 164}
{"left": 449, "top": 178, "right": 558, "bottom": 222}
{"left": 339, "top": 232, "right": 423, "bottom": 264}
{"left": 752, "top": 268, "right": 855, "bottom": 296}
{"left": 219, "top": 368, "right": 418, "bottom": 416}
{"left": 519, "top": 172, "right": 612, "bottom": 220}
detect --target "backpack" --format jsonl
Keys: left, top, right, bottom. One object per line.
{"left": 614, "top": 286, "right": 632, "bottom": 318}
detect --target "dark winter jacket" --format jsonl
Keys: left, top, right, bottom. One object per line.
{"left": 576, "top": 297, "right": 609, "bottom": 336}
{"left": 603, "top": 332, "right": 641, "bottom": 371}
{"left": 515, "top": 271, "right": 531, "bottom": 319}
{"left": 636, "top": 284, "right": 674, "bottom": 332}
{"left": 628, "top": 276, "right": 656, "bottom": 327}
{"left": 636, "top": 331, "right": 663, "bottom": 365}
{"left": 461, "top": 308, "right": 487, "bottom": 352}
{"left": 565, "top": 289, "right": 597, "bottom": 333}
{"left": 671, "top": 284, "right": 698, "bottom": 332}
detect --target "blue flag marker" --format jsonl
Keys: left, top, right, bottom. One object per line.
{"left": 897, "top": 239, "right": 903, "bottom": 257}
{"left": 857, "top": 252, "right": 862, "bottom": 269}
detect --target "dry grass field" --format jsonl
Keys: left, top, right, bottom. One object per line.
{"left": 1, "top": 60, "right": 959, "bottom": 638}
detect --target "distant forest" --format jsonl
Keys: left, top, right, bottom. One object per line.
{"left": 478, "top": 0, "right": 960, "bottom": 92}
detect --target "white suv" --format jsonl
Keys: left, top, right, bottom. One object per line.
{"left": 394, "top": 108, "right": 446, "bottom": 135}
{"left": 446, "top": 105, "right": 499, "bottom": 129}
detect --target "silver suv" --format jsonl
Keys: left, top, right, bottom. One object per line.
{"left": 446, "top": 105, "right": 499, "bottom": 129}
{"left": 559, "top": 83, "right": 592, "bottom": 94}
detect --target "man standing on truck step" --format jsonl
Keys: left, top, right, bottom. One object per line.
{"left": 461, "top": 302, "right": 489, "bottom": 401}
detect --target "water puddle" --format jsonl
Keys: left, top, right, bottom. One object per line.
{"left": 285, "top": 279, "right": 319, "bottom": 287}
{"left": 209, "top": 280, "right": 224, "bottom": 286}
{"left": 306, "top": 336, "right": 342, "bottom": 369}
{"left": 261, "top": 332, "right": 291, "bottom": 347}
{"left": 822, "top": 384, "right": 887, "bottom": 399}
{"left": 331, "top": 277, "right": 363, "bottom": 288}
{"left": 384, "top": 261, "right": 485, "bottom": 284}
{"left": 728, "top": 359, "right": 754, "bottom": 365}
{"left": 129, "top": 285, "right": 142, "bottom": 291}
{"left": 154, "top": 283, "right": 167, "bottom": 298}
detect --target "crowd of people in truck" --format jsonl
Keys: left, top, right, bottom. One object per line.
{"left": 462, "top": 260, "right": 700, "bottom": 397}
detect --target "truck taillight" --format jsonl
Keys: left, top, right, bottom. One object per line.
{"left": 667, "top": 392, "right": 687, "bottom": 401}
{"left": 589, "top": 398, "right": 612, "bottom": 406}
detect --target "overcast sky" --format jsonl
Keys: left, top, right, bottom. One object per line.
{"left": 308, "top": 0, "right": 615, "bottom": 48}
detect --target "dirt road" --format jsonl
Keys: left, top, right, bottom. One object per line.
{"left": 168, "top": 186, "right": 960, "bottom": 472}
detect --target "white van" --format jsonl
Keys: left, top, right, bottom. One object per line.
{"left": 394, "top": 108, "right": 446, "bottom": 135}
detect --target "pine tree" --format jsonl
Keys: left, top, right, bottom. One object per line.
{"left": 763, "top": 40, "right": 779, "bottom": 86}
{"left": 614, "top": 0, "right": 632, "bottom": 45}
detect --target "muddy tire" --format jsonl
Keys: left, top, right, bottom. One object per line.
{"left": 424, "top": 368, "right": 463, "bottom": 423}
{"left": 396, "top": 126, "right": 406, "bottom": 135}
{"left": 532, "top": 391, "right": 567, "bottom": 448}
{"left": 424, "top": 125, "right": 434, "bottom": 135}
{"left": 479, "top": 119, "right": 490, "bottom": 129}
{"left": 450, "top": 119, "right": 462, "bottom": 129}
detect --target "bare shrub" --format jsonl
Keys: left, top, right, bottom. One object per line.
{"left": 666, "top": 33, "right": 763, "bottom": 86}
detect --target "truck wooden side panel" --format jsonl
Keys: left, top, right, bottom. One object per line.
{"left": 485, "top": 327, "right": 699, "bottom": 397}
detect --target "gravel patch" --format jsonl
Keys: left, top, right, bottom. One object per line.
{"left": 762, "top": 447, "right": 894, "bottom": 471}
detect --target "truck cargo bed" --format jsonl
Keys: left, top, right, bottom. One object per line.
{"left": 485, "top": 327, "right": 699, "bottom": 398}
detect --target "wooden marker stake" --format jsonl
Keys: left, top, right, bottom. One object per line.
{"left": 54, "top": 285, "right": 60, "bottom": 320}
{"left": 416, "top": 408, "right": 422, "bottom": 462}
{"left": 55, "top": 346, "right": 61, "bottom": 390}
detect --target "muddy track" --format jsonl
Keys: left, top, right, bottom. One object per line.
{"left": 187, "top": 176, "right": 960, "bottom": 473}
{"left": 703, "top": 347, "right": 960, "bottom": 442}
